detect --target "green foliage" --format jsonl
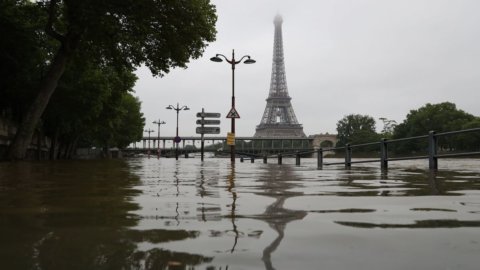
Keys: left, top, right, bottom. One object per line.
{"left": 0, "top": 0, "right": 50, "bottom": 119}
{"left": 336, "top": 114, "right": 380, "bottom": 148}
{"left": 378, "top": 117, "right": 397, "bottom": 139}
{"left": 392, "top": 102, "right": 476, "bottom": 153}
{"left": 44, "top": 55, "right": 144, "bottom": 152}
{"left": 453, "top": 118, "right": 480, "bottom": 151}
{"left": 61, "top": 0, "right": 217, "bottom": 76}
{"left": 2, "top": 0, "right": 217, "bottom": 159}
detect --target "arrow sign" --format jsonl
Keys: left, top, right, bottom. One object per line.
{"left": 196, "top": 112, "right": 221, "bottom": 118}
{"left": 196, "top": 127, "right": 221, "bottom": 134}
{"left": 226, "top": 107, "right": 240, "bottom": 119}
{"left": 196, "top": 119, "right": 221, "bottom": 125}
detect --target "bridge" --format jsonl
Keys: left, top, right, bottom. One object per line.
{"left": 125, "top": 136, "right": 330, "bottom": 156}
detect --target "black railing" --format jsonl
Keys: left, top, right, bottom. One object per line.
{"left": 245, "top": 128, "right": 480, "bottom": 170}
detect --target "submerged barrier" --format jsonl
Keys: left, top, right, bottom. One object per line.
{"left": 239, "top": 128, "right": 480, "bottom": 170}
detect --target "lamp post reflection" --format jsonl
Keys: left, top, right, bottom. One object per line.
{"left": 227, "top": 164, "right": 239, "bottom": 253}
{"left": 144, "top": 129, "right": 154, "bottom": 158}
{"left": 152, "top": 119, "right": 166, "bottom": 159}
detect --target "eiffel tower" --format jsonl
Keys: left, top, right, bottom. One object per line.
{"left": 254, "top": 15, "right": 306, "bottom": 138}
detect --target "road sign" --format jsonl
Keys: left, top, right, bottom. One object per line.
{"left": 196, "top": 119, "right": 221, "bottom": 125}
{"left": 196, "top": 127, "right": 221, "bottom": 134}
{"left": 196, "top": 112, "right": 221, "bottom": 118}
{"left": 226, "top": 132, "right": 235, "bottom": 145}
{"left": 226, "top": 107, "right": 240, "bottom": 119}
{"left": 174, "top": 136, "right": 181, "bottom": 143}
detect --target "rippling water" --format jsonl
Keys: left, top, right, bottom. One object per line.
{"left": 0, "top": 158, "right": 479, "bottom": 269}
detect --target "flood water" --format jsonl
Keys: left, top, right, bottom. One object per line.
{"left": 0, "top": 157, "right": 479, "bottom": 270}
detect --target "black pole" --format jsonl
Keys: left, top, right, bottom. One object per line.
{"left": 201, "top": 108, "right": 205, "bottom": 161}
{"left": 175, "top": 104, "right": 179, "bottom": 160}
{"left": 231, "top": 50, "right": 236, "bottom": 163}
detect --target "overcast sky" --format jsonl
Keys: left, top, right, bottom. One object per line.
{"left": 134, "top": 0, "right": 480, "bottom": 138}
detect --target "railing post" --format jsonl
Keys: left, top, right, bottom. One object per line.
{"left": 380, "top": 138, "right": 388, "bottom": 170}
{"left": 278, "top": 154, "right": 282, "bottom": 165}
{"left": 428, "top": 131, "right": 438, "bottom": 170}
{"left": 263, "top": 155, "right": 267, "bottom": 164}
{"left": 317, "top": 148, "right": 323, "bottom": 169}
{"left": 295, "top": 151, "right": 300, "bottom": 166}
{"left": 345, "top": 144, "right": 352, "bottom": 169}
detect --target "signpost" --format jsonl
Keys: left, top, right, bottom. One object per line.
{"left": 196, "top": 119, "right": 221, "bottom": 125}
{"left": 196, "top": 108, "right": 221, "bottom": 161}
{"left": 226, "top": 107, "right": 240, "bottom": 119}
{"left": 196, "top": 112, "right": 221, "bottom": 118}
{"left": 196, "top": 127, "right": 220, "bottom": 134}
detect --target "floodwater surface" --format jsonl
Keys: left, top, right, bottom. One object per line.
{"left": 0, "top": 158, "right": 479, "bottom": 269}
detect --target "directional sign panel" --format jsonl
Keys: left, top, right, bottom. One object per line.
{"left": 196, "top": 119, "right": 221, "bottom": 125}
{"left": 196, "top": 112, "right": 221, "bottom": 118}
{"left": 196, "top": 127, "right": 221, "bottom": 134}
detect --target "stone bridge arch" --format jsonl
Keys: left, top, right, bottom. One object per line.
{"left": 310, "top": 133, "right": 337, "bottom": 149}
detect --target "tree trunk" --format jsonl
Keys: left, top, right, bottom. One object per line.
{"left": 49, "top": 128, "right": 60, "bottom": 160}
{"left": 7, "top": 47, "right": 70, "bottom": 160}
{"left": 67, "top": 136, "right": 80, "bottom": 159}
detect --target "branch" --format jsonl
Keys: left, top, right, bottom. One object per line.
{"left": 45, "top": 0, "right": 65, "bottom": 42}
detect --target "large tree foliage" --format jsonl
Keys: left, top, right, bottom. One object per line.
{"left": 6, "top": 0, "right": 217, "bottom": 160}
{"left": 336, "top": 114, "right": 380, "bottom": 148}
{"left": 392, "top": 102, "right": 478, "bottom": 152}
{"left": 0, "top": 0, "right": 49, "bottom": 119}
{"left": 43, "top": 55, "right": 144, "bottom": 159}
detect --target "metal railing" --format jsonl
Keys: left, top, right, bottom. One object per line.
{"left": 239, "top": 128, "right": 480, "bottom": 170}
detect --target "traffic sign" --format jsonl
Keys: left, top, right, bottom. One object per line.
{"left": 174, "top": 136, "right": 181, "bottom": 143}
{"left": 226, "top": 132, "right": 235, "bottom": 145}
{"left": 196, "top": 112, "right": 221, "bottom": 118}
{"left": 226, "top": 107, "right": 240, "bottom": 119}
{"left": 196, "top": 119, "right": 221, "bottom": 125}
{"left": 196, "top": 127, "right": 221, "bottom": 134}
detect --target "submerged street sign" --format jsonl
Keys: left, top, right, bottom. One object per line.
{"left": 196, "top": 119, "right": 221, "bottom": 125}
{"left": 196, "top": 127, "right": 220, "bottom": 134}
{"left": 196, "top": 112, "right": 221, "bottom": 118}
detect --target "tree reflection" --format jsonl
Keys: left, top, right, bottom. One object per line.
{"left": 226, "top": 163, "right": 239, "bottom": 253}
{"left": 0, "top": 160, "right": 212, "bottom": 269}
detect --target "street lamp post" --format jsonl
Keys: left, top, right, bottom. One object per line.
{"left": 166, "top": 103, "right": 190, "bottom": 160}
{"left": 153, "top": 120, "right": 166, "bottom": 159}
{"left": 144, "top": 129, "right": 154, "bottom": 158}
{"left": 210, "top": 49, "right": 255, "bottom": 162}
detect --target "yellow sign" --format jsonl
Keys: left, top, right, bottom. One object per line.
{"left": 227, "top": 132, "right": 235, "bottom": 145}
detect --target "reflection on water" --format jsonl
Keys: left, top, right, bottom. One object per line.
{"left": 1, "top": 158, "right": 479, "bottom": 269}
{"left": 0, "top": 160, "right": 212, "bottom": 269}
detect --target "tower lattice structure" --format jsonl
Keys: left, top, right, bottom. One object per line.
{"left": 254, "top": 15, "right": 306, "bottom": 138}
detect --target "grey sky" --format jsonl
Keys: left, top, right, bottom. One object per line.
{"left": 134, "top": 0, "right": 480, "bottom": 138}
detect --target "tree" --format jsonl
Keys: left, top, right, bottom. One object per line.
{"left": 7, "top": 0, "right": 217, "bottom": 160}
{"left": 0, "top": 0, "right": 49, "bottom": 120}
{"left": 43, "top": 55, "right": 143, "bottom": 159}
{"left": 393, "top": 102, "right": 476, "bottom": 152}
{"left": 336, "top": 114, "right": 379, "bottom": 148}
{"left": 453, "top": 118, "right": 480, "bottom": 151}
{"left": 379, "top": 117, "right": 397, "bottom": 139}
